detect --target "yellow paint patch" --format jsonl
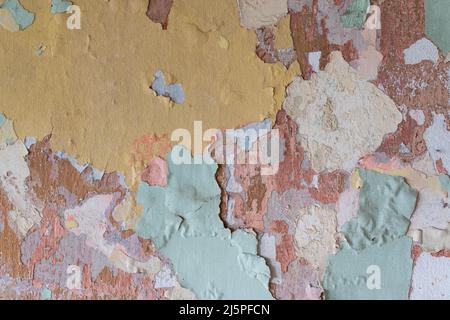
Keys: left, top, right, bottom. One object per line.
{"left": 274, "top": 15, "right": 292, "bottom": 49}
{"left": 1, "top": 0, "right": 298, "bottom": 183}
{"left": 351, "top": 169, "right": 362, "bottom": 189}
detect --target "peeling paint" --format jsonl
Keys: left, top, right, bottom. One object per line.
{"left": 284, "top": 52, "right": 402, "bottom": 173}
{"left": 136, "top": 148, "right": 273, "bottom": 299}
{"left": 0, "top": 0, "right": 34, "bottom": 31}
{"left": 237, "top": 0, "right": 287, "bottom": 30}
{"left": 342, "top": 169, "right": 417, "bottom": 251}
{"left": 1, "top": 0, "right": 449, "bottom": 301}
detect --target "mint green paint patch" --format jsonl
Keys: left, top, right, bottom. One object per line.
{"left": 323, "top": 237, "right": 413, "bottom": 300}
{"left": 425, "top": 0, "right": 450, "bottom": 55}
{"left": 340, "top": 0, "right": 370, "bottom": 29}
{"left": 1, "top": 0, "right": 34, "bottom": 30}
{"left": 50, "top": 0, "right": 72, "bottom": 14}
{"left": 136, "top": 147, "right": 272, "bottom": 300}
{"left": 0, "top": 113, "right": 6, "bottom": 127}
{"left": 161, "top": 232, "right": 271, "bottom": 299}
{"left": 342, "top": 169, "right": 418, "bottom": 251}
{"left": 439, "top": 174, "right": 450, "bottom": 193}
{"left": 231, "top": 229, "right": 258, "bottom": 254}
{"left": 41, "top": 287, "right": 52, "bottom": 300}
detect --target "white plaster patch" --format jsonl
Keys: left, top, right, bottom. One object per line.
{"left": 283, "top": 51, "right": 402, "bottom": 172}
{"left": 0, "top": 140, "right": 42, "bottom": 237}
{"left": 422, "top": 223, "right": 450, "bottom": 252}
{"left": 66, "top": 194, "right": 164, "bottom": 277}
{"left": 424, "top": 113, "right": 450, "bottom": 173}
{"left": 237, "top": 0, "right": 288, "bottom": 29}
{"left": 409, "top": 109, "right": 426, "bottom": 126}
{"left": 411, "top": 252, "right": 450, "bottom": 300}
{"left": 165, "top": 285, "right": 196, "bottom": 300}
{"left": 336, "top": 188, "right": 359, "bottom": 229}
{"left": 110, "top": 249, "right": 161, "bottom": 276}
{"left": 409, "top": 188, "right": 450, "bottom": 230}
{"left": 294, "top": 205, "right": 338, "bottom": 277}
{"left": 258, "top": 233, "right": 282, "bottom": 284}
{"left": 404, "top": 38, "right": 439, "bottom": 65}
{"left": 154, "top": 266, "right": 177, "bottom": 289}
{"left": 64, "top": 194, "right": 114, "bottom": 255}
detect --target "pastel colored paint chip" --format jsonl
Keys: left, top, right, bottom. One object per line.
{"left": 151, "top": 70, "right": 185, "bottom": 104}
{"left": 0, "top": 0, "right": 34, "bottom": 31}
{"left": 404, "top": 38, "right": 439, "bottom": 65}
{"left": 323, "top": 237, "right": 413, "bottom": 300}
{"left": 0, "top": 113, "right": 6, "bottom": 127}
{"left": 0, "top": 0, "right": 449, "bottom": 302}
{"left": 340, "top": 0, "right": 370, "bottom": 29}
{"left": 141, "top": 156, "right": 168, "bottom": 187}
{"left": 50, "top": 0, "right": 72, "bottom": 14}
{"left": 41, "top": 287, "right": 52, "bottom": 300}
{"left": 64, "top": 215, "right": 79, "bottom": 229}
{"left": 342, "top": 169, "right": 418, "bottom": 251}
{"left": 136, "top": 147, "right": 272, "bottom": 299}
{"left": 0, "top": 7, "right": 19, "bottom": 32}
{"left": 425, "top": 0, "right": 450, "bottom": 55}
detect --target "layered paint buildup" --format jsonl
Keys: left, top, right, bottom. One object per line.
{"left": 136, "top": 149, "right": 272, "bottom": 299}
{"left": 1, "top": 0, "right": 450, "bottom": 300}
{"left": 0, "top": 0, "right": 34, "bottom": 31}
{"left": 323, "top": 170, "right": 417, "bottom": 299}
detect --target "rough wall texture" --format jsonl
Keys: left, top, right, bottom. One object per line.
{"left": 0, "top": 0, "right": 449, "bottom": 300}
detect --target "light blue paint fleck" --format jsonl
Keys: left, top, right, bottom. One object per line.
{"left": 55, "top": 151, "right": 105, "bottom": 182}
{"left": 0, "top": 113, "right": 6, "bottom": 128}
{"left": 50, "top": 0, "right": 72, "bottom": 14}
{"left": 1, "top": 0, "right": 34, "bottom": 30}
{"left": 90, "top": 168, "right": 105, "bottom": 181}
{"left": 55, "top": 151, "right": 89, "bottom": 173}
{"left": 41, "top": 287, "right": 52, "bottom": 300}
{"left": 404, "top": 38, "right": 439, "bottom": 65}
{"left": 425, "top": 0, "right": 450, "bottom": 55}
{"left": 35, "top": 44, "right": 46, "bottom": 57}
{"left": 136, "top": 146, "right": 272, "bottom": 299}
{"left": 24, "top": 136, "right": 37, "bottom": 149}
{"left": 399, "top": 143, "right": 411, "bottom": 155}
{"left": 151, "top": 70, "right": 185, "bottom": 104}
{"left": 0, "top": 220, "right": 4, "bottom": 233}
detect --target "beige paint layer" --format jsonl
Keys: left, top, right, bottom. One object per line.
{"left": 0, "top": 0, "right": 298, "bottom": 183}
{"left": 294, "top": 205, "right": 339, "bottom": 278}
{"left": 283, "top": 52, "right": 402, "bottom": 173}
{"left": 237, "top": 0, "right": 288, "bottom": 30}
{"left": 1, "top": 140, "right": 42, "bottom": 237}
